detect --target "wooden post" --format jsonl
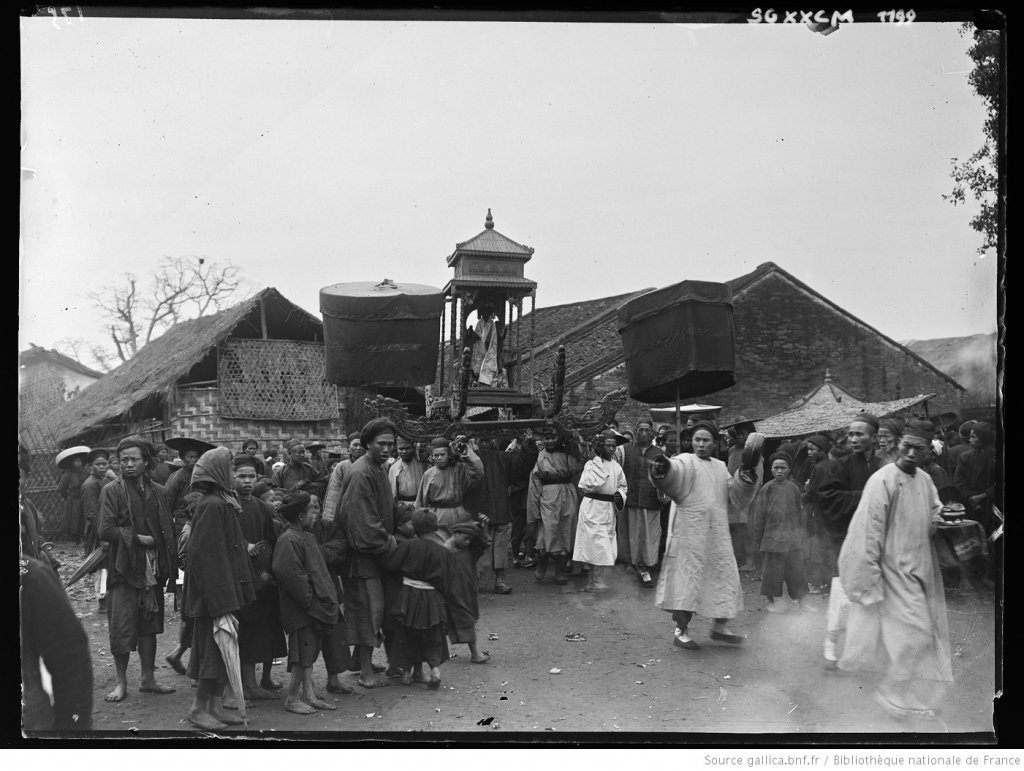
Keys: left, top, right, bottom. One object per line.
{"left": 259, "top": 296, "right": 268, "bottom": 339}
{"left": 675, "top": 383, "right": 681, "bottom": 452}
{"left": 439, "top": 298, "right": 447, "bottom": 394}
{"left": 529, "top": 292, "right": 536, "bottom": 396}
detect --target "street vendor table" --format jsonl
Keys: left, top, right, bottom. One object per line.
{"left": 934, "top": 519, "right": 989, "bottom": 589}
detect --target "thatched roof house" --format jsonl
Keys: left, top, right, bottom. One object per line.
{"left": 25, "top": 287, "right": 350, "bottom": 452}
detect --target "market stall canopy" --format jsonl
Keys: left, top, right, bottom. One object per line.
{"left": 617, "top": 281, "right": 736, "bottom": 403}
{"left": 754, "top": 392, "right": 935, "bottom": 439}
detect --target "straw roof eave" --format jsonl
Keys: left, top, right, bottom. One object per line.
{"left": 27, "top": 288, "right": 318, "bottom": 446}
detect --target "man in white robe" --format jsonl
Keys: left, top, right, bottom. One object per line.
{"left": 649, "top": 421, "right": 761, "bottom": 650}
{"left": 573, "top": 431, "right": 628, "bottom": 593}
{"left": 467, "top": 303, "right": 505, "bottom": 387}
{"left": 837, "top": 420, "right": 953, "bottom": 719}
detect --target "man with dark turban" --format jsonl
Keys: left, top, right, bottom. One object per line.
{"left": 321, "top": 431, "right": 366, "bottom": 522}
{"left": 183, "top": 447, "right": 257, "bottom": 730}
{"left": 945, "top": 420, "right": 976, "bottom": 475}
{"left": 97, "top": 435, "right": 178, "bottom": 703}
{"left": 954, "top": 421, "right": 997, "bottom": 535}
{"left": 837, "top": 419, "right": 953, "bottom": 719}
{"left": 336, "top": 418, "right": 400, "bottom": 688}
{"left": 649, "top": 421, "right": 762, "bottom": 650}
{"left": 817, "top": 413, "right": 883, "bottom": 670}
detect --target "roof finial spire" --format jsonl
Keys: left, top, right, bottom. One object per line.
{"left": 484, "top": 208, "right": 494, "bottom": 230}
{"left": 824, "top": 368, "right": 832, "bottom": 382}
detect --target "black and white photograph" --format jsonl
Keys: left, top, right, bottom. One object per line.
{"left": 18, "top": 6, "right": 1003, "bottom": 743}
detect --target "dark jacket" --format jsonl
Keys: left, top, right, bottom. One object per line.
{"left": 751, "top": 478, "right": 805, "bottom": 552}
{"left": 337, "top": 455, "right": 397, "bottom": 578}
{"left": 621, "top": 444, "right": 662, "bottom": 510}
{"left": 272, "top": 462, "right": 316, "bottom": 491}
{"left": 20, "top": 556, "right": 94, "bottom": 732}
{"left": 463, "top": 445, "right": 538, "bottom": 526}
{"left": 816, "top": 452, "right": 882, "bottom": 539}
{"left": 272, "top": 524, "right": 340, "bottom": 632}
{"left": 184, "top": 494, "right": 256, "bottom": 619}
{"left": 98, "top": 478, "right": 177, "bottom": 590}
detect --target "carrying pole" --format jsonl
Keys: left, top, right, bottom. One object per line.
{"left": 675, "top": 382, "right": 682, "bottom": 454}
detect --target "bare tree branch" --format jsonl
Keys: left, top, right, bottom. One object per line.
{"left": 85, "top": 258, "right": 248, "bottom": 366}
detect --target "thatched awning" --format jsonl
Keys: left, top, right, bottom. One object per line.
{"left": 753, "top": 393, "right": 935, "bottom": 439}
{"left": 25, "top": 288, "right": 322, "bottom": 447}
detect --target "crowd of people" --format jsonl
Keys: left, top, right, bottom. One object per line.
{"left": 19, "top": 409, "right": 997, "bottom": 731}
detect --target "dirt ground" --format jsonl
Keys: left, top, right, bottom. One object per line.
{"left": 47, "top": 543, "right": 997, "bottom": 740}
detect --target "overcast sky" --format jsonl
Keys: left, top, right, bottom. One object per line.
{"left": 19, "top": 13, "right": 998, "bottom": 364}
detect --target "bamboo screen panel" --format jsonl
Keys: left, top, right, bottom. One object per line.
{"left": 218, "top": 339, "right": 338, "bottom": 421}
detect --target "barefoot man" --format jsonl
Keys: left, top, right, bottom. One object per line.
{"left": 97, "top": 436, "right": 179, "bottom": 702}
{"left": 337, "top": 418, "right": 400, "bottom": 689}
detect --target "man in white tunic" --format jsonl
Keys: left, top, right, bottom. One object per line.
{"left": 573, "top": 431, "right": 628, "bottom": 593}
{"left": 649, "top": 421, "right": 761, "bottom": 649}
{"left": 837, "top": 420, "right": 953, "bottom": 719}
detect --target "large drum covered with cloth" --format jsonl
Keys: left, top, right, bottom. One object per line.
{"left": 320, "top": 279, "right": 444, "bottom": 387}
{"left": 616, "top": 280, "right": 736, "bottom": 403}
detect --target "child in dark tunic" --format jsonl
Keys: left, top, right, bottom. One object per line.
{"left": 381, "top": 506, "right": 416, "bottom": 676}
{"left": 751, "top": 452, "right": 816, "bottom": 614}
{"left": 445, "top": 519, "right": 491, "bottom": 663}
{"left": 233, "top": 454, "right": 287, "bottom": 699}
{"left": 271, "top": 491, "right": 340, "bottom": 715}
{"left": 378, "top": 509, "right": 454, "bottom": 689}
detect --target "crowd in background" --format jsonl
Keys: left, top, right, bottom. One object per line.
{"left": 19, "top": 409, "right": 998, "bottom": 731}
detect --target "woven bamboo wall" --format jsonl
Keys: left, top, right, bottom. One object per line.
{"left": 218, "top": 339, "right": 339, "bottom": 421}
{"left": 168, "top": 387, "right": 348, "bottom": 448}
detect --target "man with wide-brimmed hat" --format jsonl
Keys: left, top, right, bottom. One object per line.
{"left": 306, "top": 441, "right": 329, "bottom": 477}
{"left": 81, "top": 447, "right": 114, "bottom": 611}
{"left": 97, "top": 435, "right": 178, "bottom": 702}
{"left": 55, "top": 446, "right": 91, "bottom": 546}
{"left": 163, "top": 436, "right": 217, "bottom": 537}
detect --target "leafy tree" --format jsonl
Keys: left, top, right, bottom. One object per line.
{"left": 944, "top": 23, "right": 1002, "bottom": 254}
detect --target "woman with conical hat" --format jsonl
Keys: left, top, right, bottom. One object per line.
{"left": 55, "top": 446, "right": 91, "bottom": 546}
